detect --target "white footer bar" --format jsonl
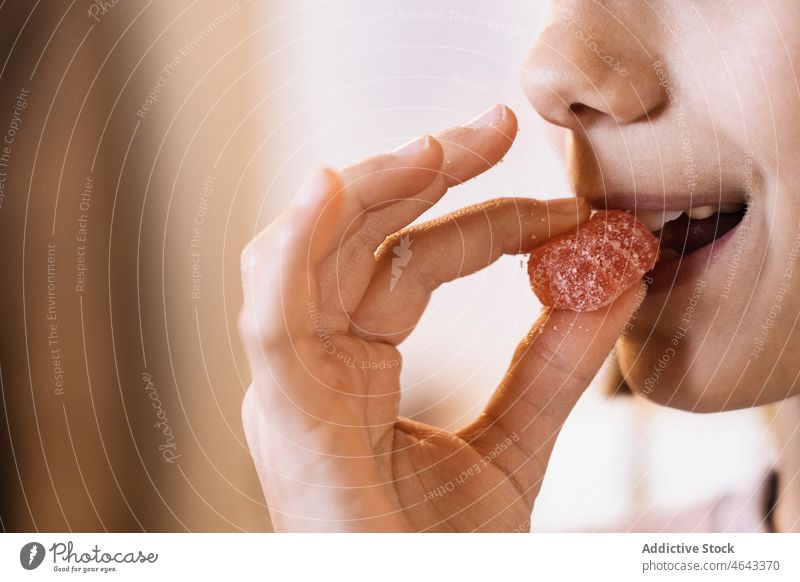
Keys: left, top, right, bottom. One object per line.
{"left": 1, "top": 533, "right": 798, "bottom": 581}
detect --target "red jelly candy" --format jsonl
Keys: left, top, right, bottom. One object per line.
{"left": 528, "top": 210, "right": 659, "bottom": 312}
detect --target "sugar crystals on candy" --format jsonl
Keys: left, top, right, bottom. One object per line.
{"left": 528, "top": 210, "right": 659, "bottom": 312}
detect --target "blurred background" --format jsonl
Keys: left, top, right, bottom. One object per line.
{"left": 0, "top": 0, "right": 780, "bottom": 532}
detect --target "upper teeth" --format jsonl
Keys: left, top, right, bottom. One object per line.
{"left": 687, "top": 205, "right": 716, "bottom": 220}
{"left": 637, "top": 210, "right": 683, "bottom": 231}
{"left": 636, "top": 203, "right": 744, "bottom": 231}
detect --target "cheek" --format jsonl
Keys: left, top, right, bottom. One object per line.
{"left": 688, "top": 2, "right": 800, "bottom": 175}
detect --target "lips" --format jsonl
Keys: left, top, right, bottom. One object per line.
{"left": 652, "top": 209, "right": 746, "bottom": 256}
{"left": 621, "top": 201, "right": 747, "bottom": 260}
{"left": 588, "top": 197, "right": 749, "bottom": 289}
{"left": 636, "top": 203, "right": 744, "bottom": 231}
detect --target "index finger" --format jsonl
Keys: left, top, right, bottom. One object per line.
{"left": 352, "top": 196, "right": 591, "bottom": 343}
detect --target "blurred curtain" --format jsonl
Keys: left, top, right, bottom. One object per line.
{"left": 0, "top": 0, "right": 269, "bottom": 531}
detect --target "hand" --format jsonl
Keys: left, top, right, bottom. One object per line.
{"left": 239, "top": 105, "right": 644, "bottom": 532}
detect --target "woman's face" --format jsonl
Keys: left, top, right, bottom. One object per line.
{"left": 521, "top": 0, "right": 800, "bottom": 411}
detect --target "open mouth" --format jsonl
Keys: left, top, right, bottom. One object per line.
{"left": 636, "top": 202, "right": 748, "bottom": 260}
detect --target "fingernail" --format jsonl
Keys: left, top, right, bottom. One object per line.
{"left": 294, "top": 167, "right": 335, "bottom": 207}
{"left": 465, "top": 104, "right": 507, "bottom": 129}
{"left": 546, "top": 196, "right": 588, "bottom": 215}
{"left": 391, "top": 135, "right": 433, "bottom": 156}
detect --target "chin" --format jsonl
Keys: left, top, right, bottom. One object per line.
{"left": 617, "top": 341, "right": 735, "bottom": 413}
{"left": 616, "top": 287, "right": 799, "bottom": 413}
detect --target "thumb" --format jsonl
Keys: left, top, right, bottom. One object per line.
{"left": 458, "top": 282, "right": 646, "bottom": 499}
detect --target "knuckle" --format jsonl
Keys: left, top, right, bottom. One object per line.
{"left": 237, "top": 309, "right": 259, "bottom": 345}
{"left": 350, "top": 215, "right": 385, "bottom": 250}
{"left": 531, "top": 331, "right": 595, "bottom": 388}
{"left": 238, "top": 307, "right": 289, "bottom": 355}
{"left": 240, "top": 240, "right": 258, "bottom": 274}
{"left": 241, "top": 385, "right": 259, "bottom": 429}
{"left": 240, "top": 221, "right": 285, "bottom": 276}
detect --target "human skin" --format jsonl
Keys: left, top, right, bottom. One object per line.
{"left": 240, "top": 0, "right": 800, "bottom": 531}
{"left": 239, "top": 105, "right": 644, "bottom": 531}
{"left": 522, "top": 0, "right": 800, "bottom": 412}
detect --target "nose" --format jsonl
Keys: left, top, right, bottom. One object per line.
{"left": 522, "top": 6, "right": 666, "bottom": 130}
